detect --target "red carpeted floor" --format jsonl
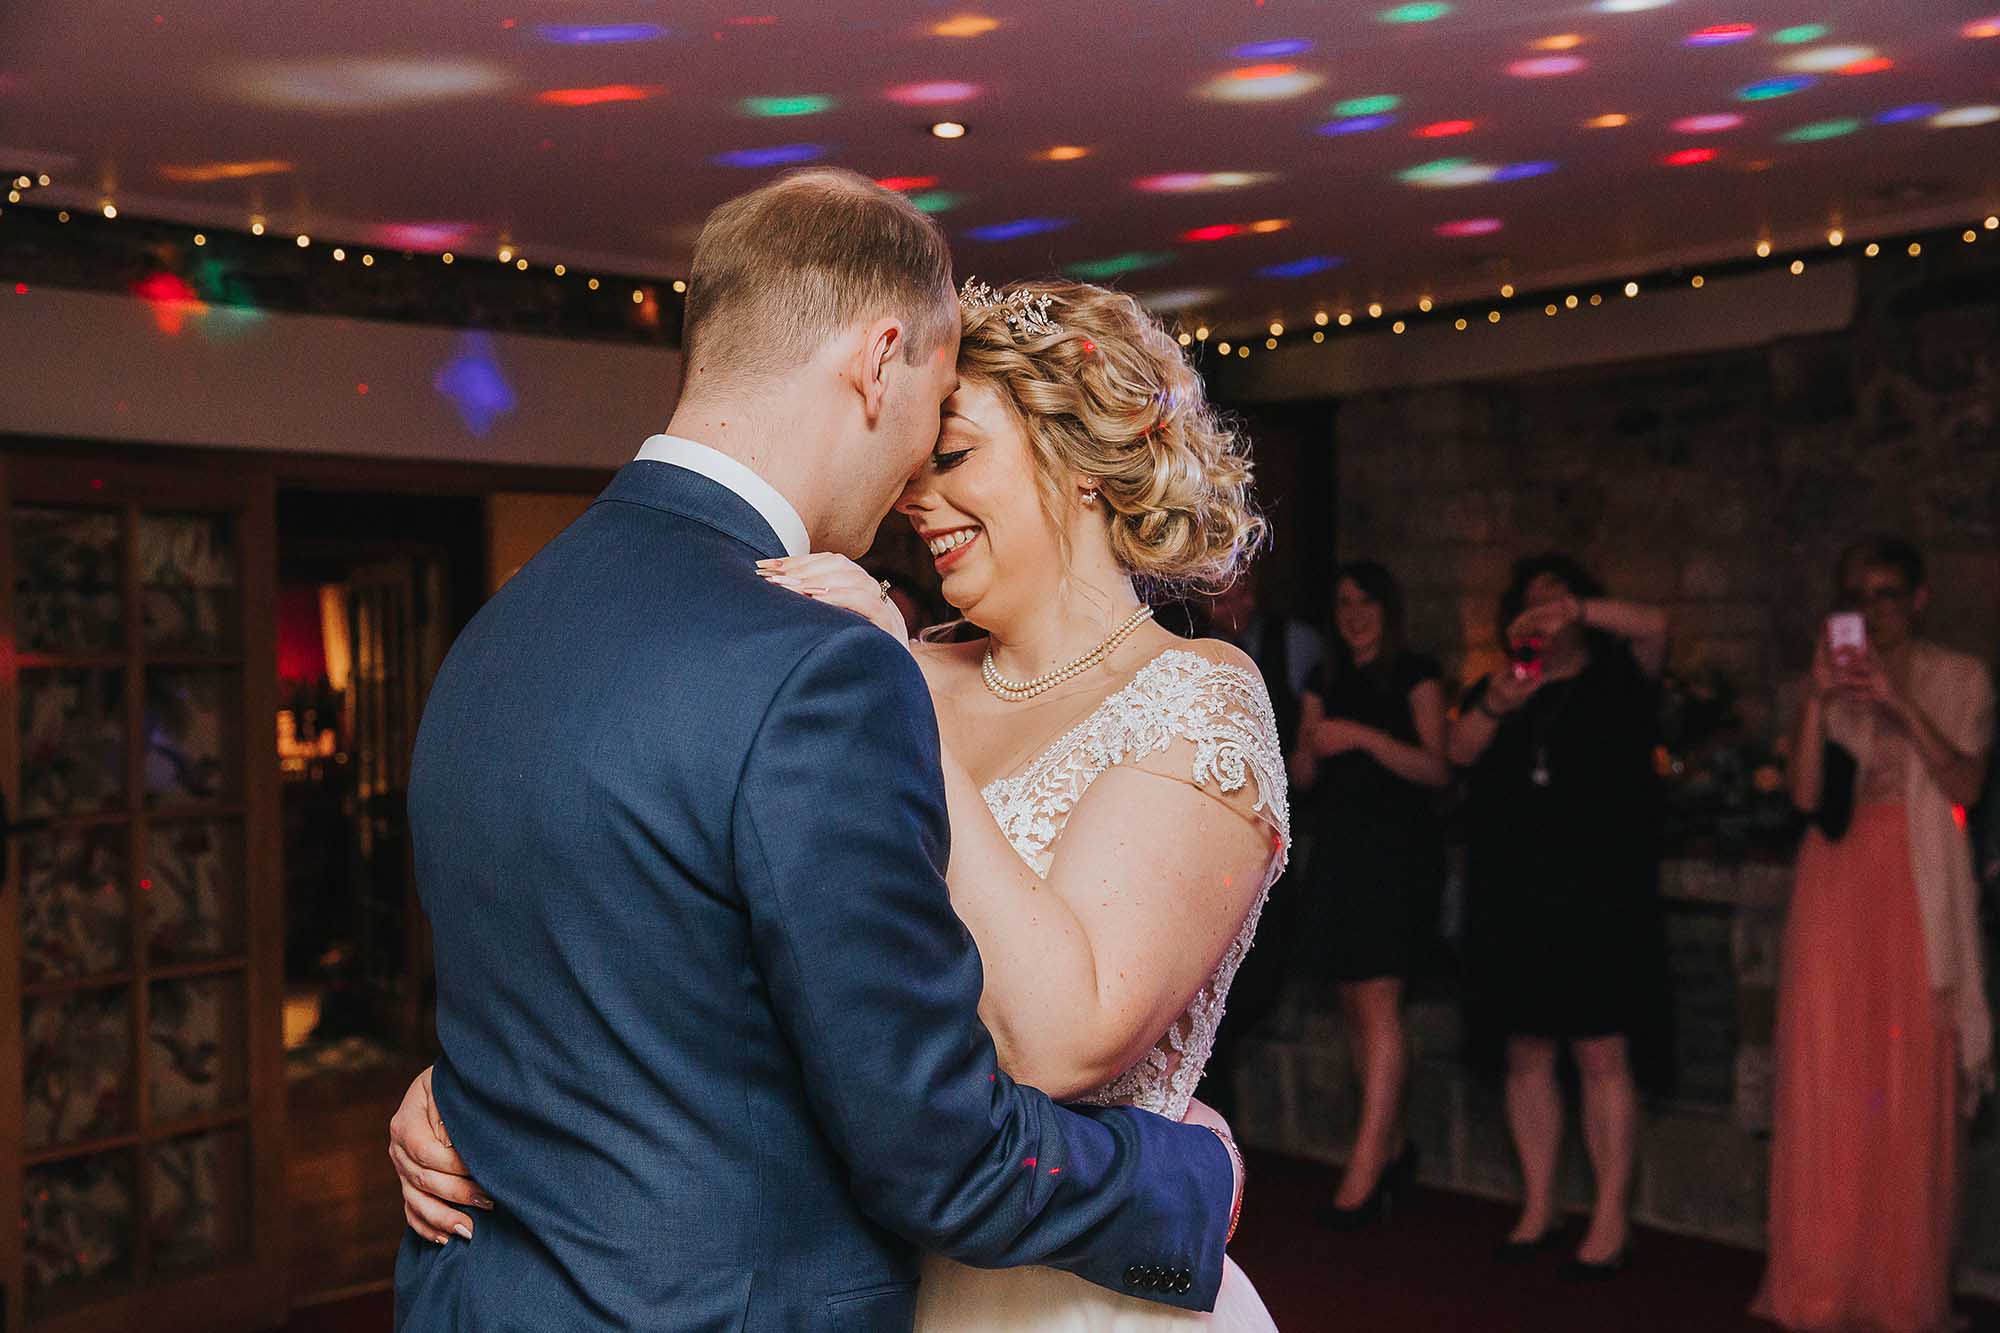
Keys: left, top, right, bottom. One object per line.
{"left": 276, "top": 1147, "right": 2000, "bottom": 1332}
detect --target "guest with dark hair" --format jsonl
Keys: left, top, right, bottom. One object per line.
{"left": 1756, "top": 536, "right": 1993, "bottom": 1333}
{"left": 1448, "top": 553, "right": 1671, "bottom": 1278}
{"left": 1290, "top": 560, "right": 1450, "bottom": 1228}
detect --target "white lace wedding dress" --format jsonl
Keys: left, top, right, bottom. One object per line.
{"left": 915, "top": 649, "right": 1289, "bottom": 1332}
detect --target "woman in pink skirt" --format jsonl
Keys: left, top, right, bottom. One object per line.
{"left": 1757, "top": 536, "right": 1993, "bottom": 1332}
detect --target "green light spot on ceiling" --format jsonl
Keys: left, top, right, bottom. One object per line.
{"left": 1378, "top": 3, "right": 1451, "bottom": 23}
{"left": 1770, "top": 24, "right": 1829, "bottom": 45}
{"left": 1397, "top": 157, "right": 1471, "bottom": 182}
{"left": 1779, "top": 117, "right": 1861, "bottom": 142}
{"left": 908, "top": 191, "right": 966, "bottom": 214}
{"left": 1064, "top": 252, "right": 1172, "bottom": 279}
{"left": 1334, "top": 94, "right": 1402, "bottom": 116}
{"left": 740, "top": 95, "right": 835, "bottom": 118}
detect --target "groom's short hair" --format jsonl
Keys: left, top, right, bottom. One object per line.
{"left": 682, "top": 168, "right": 956, "bottom": 382}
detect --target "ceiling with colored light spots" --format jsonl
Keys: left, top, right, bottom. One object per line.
{"left": 3, "top": 1, "right": 1997, "bottom": 336}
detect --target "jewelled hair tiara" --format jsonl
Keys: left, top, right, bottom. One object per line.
{"left": 959, "top": 276, "right": 1064, "bottom": 340}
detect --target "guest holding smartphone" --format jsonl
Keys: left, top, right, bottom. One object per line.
{"left": 1448, "top": 554, "right": 1671, "bottom": 1278}
{"left": 1756, "top": 536, "right": 1993, "bottom": 1333}
{"left": 1290, "top": 561, "right": 1450, "bottom": 1228}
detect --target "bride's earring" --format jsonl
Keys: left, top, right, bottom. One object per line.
{"left": 1080, "top": 489, "right": 1100, "bottom": 506}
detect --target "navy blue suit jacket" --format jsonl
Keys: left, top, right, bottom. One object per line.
{"left": 394, "top": 461, "right": 1232, "bottom": 1331}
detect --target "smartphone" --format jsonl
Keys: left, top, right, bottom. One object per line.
{"left": 1826, "top": 611, "right": 1866, "bottom": 661}
{"left": 1508, "top": 634, "right": 1545, "bottom": 682}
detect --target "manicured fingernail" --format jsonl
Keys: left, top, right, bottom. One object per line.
{"left": 435, "top": 1233, "right": 449, "bottom": 1245}
{"left": 453, "top": 1223, "right": 474, "bottom": 1240}
{"left": 474, "top": 1196, "right": 495, "bottom": 1210}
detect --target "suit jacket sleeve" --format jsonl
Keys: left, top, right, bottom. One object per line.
{"left": 733, "top": 624, "right": 1234, "bottom": 1309}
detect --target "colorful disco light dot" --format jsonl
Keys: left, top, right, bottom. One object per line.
{"left": 1231, "top": 39, "right": 1314, "bottom": 58}
{"left": 1182, "top": 223, "right": 1248, "bottom": 242}
{"left": 535, "top": 23, "right": 667, "bottom": 44}
{"left": 1258, "top": 255, "right": 1344, "bottom": 278}
{"left": 1319, "top": 115, "right": 1396, "bottom": 135}
{"left": 1672, "top": 113, "right": 1744, "bottom": 133}
{"left": 1769, "top": 24, "right": 1828, "bottom": 44}
{"left": 1874, "top": 103, "right": 1941, "bottom": 124}
{"left": 1584, "top": 112, "right": 1631, "bottom": 128}
{"left": 929, "top": 14, "right": 1000, "bottom": 38}
{"left": 1738, "top": 76, "right": 1814, "bottom": 100}
{"left": 1039, "top": 145, "right": 1090, "bottom": 161}
{"left": 1414, "top": 119, "right": 1476, "bottom": 138}
{"left": 1930, "top": 105, "right": 2000, "bottom": 128}
{"left": 435, "top": 333, "right": 518, "bottom": 437}
{"left": 1531, "top": 34, "right": 1585, "bottom": 50}
{"left": 1134, "top": 171, "right": 1273, "bottom": 192}
{"left": 1662, "top": 147, "right": 1718, "bottom": 165}
{"left": 1779, "top": 117, "right": 1860, "bottom": 141}
{"left": 886, "top": 81, "right": 980, "bottom": 105}
{"left": 1492, "top": 160, "right": 1559, "bottom": 181}
{"left": 1399, "top": 156, "right": 1471, "bottom": 181}
{"left": 965, "top": 217, "right": 1070, "bottom": 241}
{"left": 1139, "top": 287, "right": 1224, "bottom": 312}
{"left": 1687, "top": 24, "right": 1755, "bottom": 46}
{"left": 1507, "top": 56, "right": 1585, "bottom": 77}
{"left": 1334, "top": 94, "right": 1401, "bottom": 116}
{"left": 1064, "top": 251, "right": 1172, "bottom": 279}
{"left": 740, "top": 95, "right": 833, "bottom": 117}
{"left": 1962, "top": 17, "right": 2000, "bottom": 38}
{"left": 1779, "top": 45, "right": 1876, "bottom": 73}
{"left": 874, "top": 175, "right": 938, "bottom": 191}
{"left": 712, "top": 143, "right": 827, "bottom": 167}
{"left": 537, "top": 84, "right": 664, "bottom": 107}
{"left": 157, "top": 159, "right": 293, "bottom": 183}
{"left": 1378, "top": 3, "right": 1451, "bottom": 22}
{"left": 1202, "top": 64, "right": 1324, "bottom": 101}
{"left": 908, "top": 191, "right": 966, "bottom": 213}
{"left": 1435, "top": 217, "right": 1503, "bottom": 237}
{"left": 1594, "top": 0, "right": 1674, "bottom": 10}
{"left": 1839, "top": 55, "right": 1893, "bottom": 75}
{"left": 929, "top": 121, "right": 967, "bottom": 139}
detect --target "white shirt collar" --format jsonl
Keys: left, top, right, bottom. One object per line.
{"left": 633, "top": 434, "right": 810, "bottom": 558}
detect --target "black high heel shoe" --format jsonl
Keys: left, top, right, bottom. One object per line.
{"left": 1494, "top": 1225, "right": 1564, "bottom": 1264}
{"left": 1313, "top": 1141, "right": 1420, "bottom": 1231}
{"left": 1559, "top": 1248, "right": 1628, "bottom": 1281}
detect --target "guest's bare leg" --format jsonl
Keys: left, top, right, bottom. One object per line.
{"left": 1572, "top": 1034, "right": 1636, "bottom": 1262}
{"left": 1334, "top": 978, "right": 1407, "bottom": 1207}
{"left": 1506, "top": 1035, "right": 1561, "bottom": 1242}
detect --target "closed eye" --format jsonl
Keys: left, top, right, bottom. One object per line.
{"left": 930, "top": 448, "right": 973, "bottom": 472}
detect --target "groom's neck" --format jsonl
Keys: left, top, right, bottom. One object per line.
{"left": 662, "top": 393, "right": 832, "bottom": 540}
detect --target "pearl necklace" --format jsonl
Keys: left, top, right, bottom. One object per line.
{"left": 981, "top": 606, "right": 1156, "bottom": 702}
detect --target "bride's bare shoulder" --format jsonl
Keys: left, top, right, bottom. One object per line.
{"left": 908, "top": 636, "right": 984, "bottom": 693}
{"left": 1168, "top": 635, "right": 1260, "bottom": 679}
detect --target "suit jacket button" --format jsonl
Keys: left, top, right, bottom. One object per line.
{"left": 1176, "top": 1273, "right": 1193, "bottom": 1294}
{"left": 1149, "top": 1266, "right": 1166, "bottom": 1289}
{"left": 1124, "top": 1265, "right": 1142, "bottom": 1288}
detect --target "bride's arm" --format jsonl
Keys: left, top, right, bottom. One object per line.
{"left": 941, "top": 740, "right": 1275, "bottom": 1100}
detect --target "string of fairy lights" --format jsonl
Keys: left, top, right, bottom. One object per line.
{"left": 1182, "top": 210, "right": 2000, "bottom": 365}
{"left": 7, "top": 173, "right": 1999, "bottom": 371}
{"left": 1, "top": 172, "right": 687, "bottom": 315}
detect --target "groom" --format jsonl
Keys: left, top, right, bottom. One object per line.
{"left": 392, "top": 168, "right": 1239, "bottom": 1330}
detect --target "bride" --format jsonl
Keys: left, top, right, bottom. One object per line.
{"left": 391, "top": 278, "right": 1289, "bottom": 1329}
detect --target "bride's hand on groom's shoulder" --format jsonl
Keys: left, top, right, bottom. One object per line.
{"left": 756, "top": 554, "right": 911, "bottom": 647}
{"left": 389, "top": 1066, "right": 493, "bottom": 1245}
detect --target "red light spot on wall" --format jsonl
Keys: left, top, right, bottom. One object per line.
{"left": 535, "top": 84, "right": 665, "bottom": 108}
{"left": 14, "top": 283, "right": 27, "bottom": 295}
{"left": 356, "top": 383, "right": 369, "bottom": 394}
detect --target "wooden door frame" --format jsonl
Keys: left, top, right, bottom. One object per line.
{"left": 2, "top": 452, "right": 283, "bottom": 1333}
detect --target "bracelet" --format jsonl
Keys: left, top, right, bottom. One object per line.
{"left": 1203, "top": 1127, "right": 1245, "bottom": 1246}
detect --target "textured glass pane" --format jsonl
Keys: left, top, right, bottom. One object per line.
{"left": 24, "top": 988, "right": 133, "bottom": 1150}
{"left": 146, "top": 820, "right": 245, "bottom": 963}
{"left": 140, "top": 513, "right": 237, "bottom": 654}
{"left": 12, "top": 506, "right": 123, "bottom": 655}
{"left": 20, "top": 826, "right": 129, "bottom": 982}
{"left": 19, "top": 668, "right": 127, "bottom": 818}
{"left": 148, "top": 975, "right": 246, "bottom": 1122}
{"left": 148, "top": 1126, "right": 250, "bottom": 1274}
{"left": 144, "top": 669, "right": 238, "bottom": 807}
{"left": 23, "top": 1152, "right": 137, "bottom": 1318}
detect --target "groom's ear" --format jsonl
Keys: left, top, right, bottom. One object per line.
{"left": 849, "top": 316, "right": 905, "bottom": 423}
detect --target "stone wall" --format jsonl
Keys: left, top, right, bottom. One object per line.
{"left": 1329, "top": 239, "right": 2000, "bottom": 715}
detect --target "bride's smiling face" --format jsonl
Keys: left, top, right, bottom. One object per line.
{"left": 896, "top": 379, "right": 1072, "bottom": 626}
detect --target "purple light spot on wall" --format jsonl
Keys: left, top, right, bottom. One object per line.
{"left": 435, "top": 333, "right": 517, "bottom": 437}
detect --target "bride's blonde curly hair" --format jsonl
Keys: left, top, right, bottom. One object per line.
{"left": 957, "top": 280, "right": 1266, "bottom": 597}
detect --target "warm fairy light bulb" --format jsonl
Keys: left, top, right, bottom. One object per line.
{"left": 37, "top": 174, "right": 50, "bottom": 187}
{"left": 672, "top": 279, "right": 688, "bottom": 293}
{"left": 1194, "top": 325, "right": 1210, "bottom": 340}
{"left": 1314, "top": 311, "right": 1329, "bottom": 325}
{"left": 1755, "top": 239, "right": 1772, "bottom": 258}
{"left": 1338, "top": 312, "right": 1353, "bottom": 326}
{"left": 1864, "top": 242, "right": 1879, "bottom": 256}
{"left": 1216, "top": 340, "right": 1231, "bottom": 354}
{"left": 515, "top": 257, "right": 528, "bottom": 270}
{"left": 1589, "top": 293, "right": 1603, "bottom": 305}
{"left": 102, "top": 203, "right": 118, "bottom": 218}
{"left": 1986, "top": 215, "right": 1999, "bottom": 230}
{"left": 1454, "top": 317, "right": 1468, "bottom": 330}
{"left": 1418, "top": 296, "right": 1433, "bottom": 312}
{"left": 1237, "top": 345, "right": 1249, "bottom": 358}
{"left": 1313, "top": 330, "right": 1325, "bottom": 342}
{"left": 1907, "top": 242, "right": 1921, "bottom": 256}
{"left": 5, "top": 190, "right": 17, "bottom": 204}
{"left": 1265, "top": 337, "right": 1278, "bottom": 349}
{"left": 1623, "top": 281, "right": 1639, "bottom": 296}
{"left": 1178, "top": 332, "right": 1193, "bottom": 345}
{"left": 1500, "top": 283, "right": 1515, "bottom": 298}
{"left": 1268, "top": 321, "right": 1284, "bottom": 336}
{"left": 554, "top": 263, "right": 566, "bottom": 276}
{"left": 1827, "top": 228, "right": 1845, "bottom": 246}
{"left": 442, "top": 252, "right": 454, "bottom": 263}
{"left": 361, "top": 253, "right": 374, "bottom": 266}
{"left": 296, "top": 234, "right": 310, "bottom": 247}
{"left": 332, "top": 247, "right": 346, "bottom": 261}
{"left": 193, "top": 233, "right": 207, "bottom": 246}
{"left": 1564, "top": 294, "right": 1579, "bottom": 308}
{"left": 1488, "top": 309, "right": 1501, "bottom": 322}
{"left": 1790, "top": 259, "right": 1805, "bottom": 274}
{"left": 1545, "top": 303, "right": 1558, "bottom": 315}
{"left": 251, "top": 220, "right": 265, "bottom": 235}
{"left": 1691, "top": 275, "right": 1704, "bottom": 288}
{"left": 588, "top": 278, "right": 601, "bottom": 290}
{"left": 930, "top": 121, "right": 968, "bottom": 139}
{"left": 1367, "top": 302, "right": 1383, "bottom": 318}
{"left": 1392, "top": 320, "right": 1406, "bottom": 333}
{"left": 498, "top": 247, "right": 514, "bottom": 263}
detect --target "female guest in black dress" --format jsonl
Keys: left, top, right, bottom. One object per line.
{"left": 1291, "top": 561, "right": 1450, "bottom": 1227}
{"left": 1449, "top": 553, "right": 1670, "bottom": 1278}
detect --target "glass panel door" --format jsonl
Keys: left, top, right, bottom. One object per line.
{"left": 3, "top": 455, "right": 281, "bottom": 1333}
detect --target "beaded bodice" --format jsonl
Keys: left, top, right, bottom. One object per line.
{"left": 979, "top": 649, "right": 1291, "bottom": 1121}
